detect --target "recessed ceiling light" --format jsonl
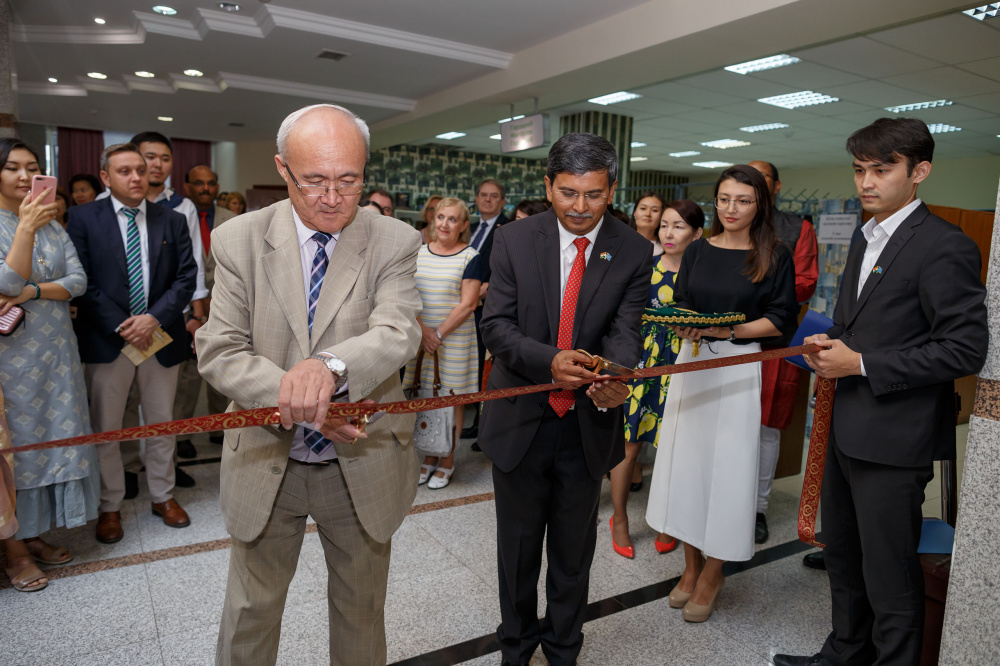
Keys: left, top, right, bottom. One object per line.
{"left": 669, "top": 151, "right": 700, "bottom": 158}
{"left": 498, "top": 115, "right": 525, "bottom": 123}
{"left": 884, "top": 99, "right": 953, "bottom": 113}
{"left": 630, "top": 142, "right": 647, "bottom": 148}
{"left": 630, "top": 157, "right": 648, "bottom": 162}
{"left": 740, "top": 123, "right": 790, "bottom": 133}
{"left": 489, "top": 134, "right": 501, "bottom": 140}
{"left": 135, "top": 71, "right": 155, "bottom": 78}
{"left": 927, "top": 124, "right": 962, "bottom": 133}
{"left": 183, "top": 69, "right": 204, "bottom": 77}
{"left": 758, "top": 91, "right": 839, "bottom": 109}
{"left": 94, "top": 18, "right": 106, "bottom": 25}
{"left": 701, "top": 139, "right": 752, "bottom": 149}
{"left": 47, "top": 77, "right": 58, "bottom": 83}
{"left": 436, "top": 132, "right": 466, "bottom": 140}
{"left": 725, "top": 54, "right": 801, "bottom": 75}
{"left": 588, "top": 91, "right": 641, "bottom": 105}
{"left": 157, "top": 116, "right": 174, "bottom": 122}
{"left": 218, "top": 2, "right": 240, "bottom": 11}
{"left": 152, "top": 5, "right": 177, "bottom": 15}
{"left": 693, "top": 161, "right": 733, "bottom": 169}
{"left": 87, "top": 72, "right": 108, "bottom": 80}
{"left": 963, "top": 3, "right": 999, "bottom": 20}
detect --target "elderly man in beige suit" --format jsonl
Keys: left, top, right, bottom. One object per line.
{"left": 196, "top": 103, "right": 422, "bottom": 665}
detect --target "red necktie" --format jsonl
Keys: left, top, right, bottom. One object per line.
{"left": 549, "top": 237, "right": 590, "bottom": 417}
{"left": 199, "top": 210, "right": 211, "bottom": 255}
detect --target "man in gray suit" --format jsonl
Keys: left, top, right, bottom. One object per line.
{"left": 196, "top": 104, "right": 422, "bottom": 665}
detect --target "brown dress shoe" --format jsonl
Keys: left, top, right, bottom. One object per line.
{"left": 151, "top": 499, "right": 191, "bottom": 528}
{"left": 96, "top": 511, "right": 124, "bottom": 544}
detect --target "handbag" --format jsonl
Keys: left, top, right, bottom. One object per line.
{"left": 0, "top": 306, "right": 25, "bottom": 337}
{"left": 410, "top": 348, "right": 456, "bottom": 457}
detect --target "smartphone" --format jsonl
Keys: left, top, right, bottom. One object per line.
{"left": 30, "top": 175, "right": 58, "bottom": 205}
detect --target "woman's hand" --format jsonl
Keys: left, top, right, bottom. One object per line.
{"left": 421, "top": 324, "right": 441, "bottom": 354}
{"left": 0, "top": 285, "right": 33, "bottom": 315}
{"left": 17, "top": 189, "right": 60, "bottom": 234}
{"left": 672, "top": 326, "right": 703, "bottom": 340}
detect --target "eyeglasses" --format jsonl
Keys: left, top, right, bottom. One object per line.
{"left": 553, "top": 189, "right": 609, "bottom": 206}
{"left": 714, "top": 196, "right": 756, "bottom": 211}
{"left": 283, "top": 161, "right": 365, "bottom": 198}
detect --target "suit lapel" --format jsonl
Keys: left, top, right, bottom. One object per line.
{"left": 572, "top": 214, "right": 622, "bottom": 348}
{"left": 262, "top": 202, "right": 310, "bottom": 359}
{"left": 533, "top": 210, "right": 561, "bottom": 345}
{"left": 308, "top": 216, "right": 365, "bottom": 351}
{"left": 145, "top": 204, "right": 165, "bottom": 281}
{"left": 102, "top": 199, "right": 129, "bottom": 281}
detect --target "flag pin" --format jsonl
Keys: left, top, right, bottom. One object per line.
{"left": 600, "top": 252, "right": 612, "bottom": 261}
{"left": 872, "top": 265, "right": 883, "bottom": 275}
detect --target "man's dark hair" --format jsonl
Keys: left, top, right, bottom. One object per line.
{"left": 546, "top": 132, "right": 618, "bottom": 188}
{"left": 846, "top": 117, "right": 934, "bottom": 175}
{"left": 100, "top": 143, "right": 143, "bottom": 172}
{"left": 764, "top": 162, "right": 779, "bottom": 183}
{"left": 365, "top": 188, "right": 394, "bottom": 211}
{"left": 185, "top": 164, "right": 218, "bottom": 183}
{"left": 476, "top": 178, "right": 506, "bottom": 199}
{"left": 130, "top": 131, "right": 172, "bottom": 151}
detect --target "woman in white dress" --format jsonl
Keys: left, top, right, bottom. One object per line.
{"left": 645, "top": 165, "right": 798, "bottom": 622}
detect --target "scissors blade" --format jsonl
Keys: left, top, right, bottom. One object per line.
{"left": 596, "top": 358, "right": 638, "bottom": 378}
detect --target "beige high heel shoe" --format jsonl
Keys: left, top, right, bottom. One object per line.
{"left": 682, "top": 577, "right": 724, "bottom": 622}
{"left": 668, "top": 584, "right": 692, "bottom": 608}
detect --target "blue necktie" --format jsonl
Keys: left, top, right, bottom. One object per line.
{"left": 470, "top": 220, "right": 489, "bottom": 250}
{"left": 304, "top": 232, "right": 334, "bottom": 455}
{"left": 123, "top": 208, "right": 146, "bottom": 315}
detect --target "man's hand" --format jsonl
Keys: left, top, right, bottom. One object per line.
{"left": 586, "top": 376, "right": 628, "bottom": 409}
{"left": 119, "top": 314, "right": 159, "bottom": 351}
{"left": 185, "top": 317, "right": 203, "bottom": 353}
{"left": 420, "top": 324, "right": 440, "bottom": 354}
{"left": 278, "top": 358, "right": 337, "bottom": 430}
{"left": 319, "top": 399, "right": 375, "bottom": 443}
{"left": 479, "top": 282, "right": 489, "bottom": 302}
{"left": 802, "top": 334, "right": 862, "bottom": 379}
{"left": 551, "top": 350, "right": 598, "bottom": 388}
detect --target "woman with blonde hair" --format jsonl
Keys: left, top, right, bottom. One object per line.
{"left": 417, "top": 194, "right": 443, "bottom": 243}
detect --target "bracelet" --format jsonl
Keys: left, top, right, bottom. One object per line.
{"left": 728, "top": 325, "right": 736, "bottom": 342}
{"left": 27, "top": 282, "right": 40, "bottom": 300}
{"left": 434, "top": 329, "right": 443, "bottom": 341}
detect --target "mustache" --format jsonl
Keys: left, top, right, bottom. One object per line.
{"left": 565, "top": 211, "right": 594, "bottom": 220}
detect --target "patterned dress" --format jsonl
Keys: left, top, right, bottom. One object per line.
{"left": 623, "top": 259, "right": 681, "bottom": 453}
{"left": 402, "top": 244, "right": 483, "bottom": 396}
{"left": 0, "top": 210, "right": 99, "bottom": 539}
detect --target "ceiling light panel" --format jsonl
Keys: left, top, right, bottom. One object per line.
{"left": 693, "top": 161, "right": 733, "bottom": 168}
{"left": 884, "top": 99, "right": 953, "bottom": 113}
{"left": 183, "top": 69, "right": 204, "bottom": 77}
{"left": 669, "top": 151, "right": 701, "bottom": 158}
{"left": 725, "top": 54, "right": 801, "bottom": 75}
{"left": 758, "top": 91, "right": 839, "bottom": 109}
{"left": 135, "top": 71, "right": 155, "bottom": 78}
{"left": 436, "top": 132, "right": 466, "bottom": 140}
{"left": 498, "top": 115, "right": 524, "bottom": 123}
{"left": 87, "top": 72, "right": 108, "bottom": 79}
{"left": 157, "top": 116, "right": 173, "bottom": 121}
{"left": 47, "top": 77, "right": 58, "bottom": 83}
{"left": 630, "top": 157, "right": 648, "bottom": 162}
{"left": 94, "top": 18, "right": 106, "bottom": 25}
{"left": 962, "top": 3, "right": 999, "bottom": 20}
{"left": 740, "top": 123, "right": 790, "bottom": 133}
{"left": 630, "top": 142, "right": 647, "bottom": 148}
{"left": 927, "top": 124, "right": 962, "bottom": 133}
{"left": 588, "top": 91, "right": 641, "bottom": 105}
{"left": 700, "top": 139, "right": 752, "bottom": 149}
{"left": 489, "top": 134, "right": 501, "bottom": 140}
{"left": 152, "top": 6, "right": 177, "bottom": 15}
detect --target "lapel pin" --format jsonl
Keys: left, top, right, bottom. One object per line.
{"left": 600, "top": 252, "right": 612, "bottom": 261}
{"left": 872, "top": 265, "right": 883, "bottom": 275}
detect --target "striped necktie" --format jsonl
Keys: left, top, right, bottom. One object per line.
{"left": 304, "top": 231, "right": 334, "bottom": 455}
{"left": 470, "top": 219, "right": 489, "bottom": 250}
{"left": 123, "top": 207, "right": 146, "bottom": 315}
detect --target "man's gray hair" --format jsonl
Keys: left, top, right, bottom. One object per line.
{"left": 276, "top": 103, "right": 371, "bottom": 160}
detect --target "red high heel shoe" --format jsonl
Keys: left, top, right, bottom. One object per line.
{"left": 610, "top": 517, "right": 634, "bottom": 559}
{"left": 654, "top": 535, "right": 678, "bottom": 554}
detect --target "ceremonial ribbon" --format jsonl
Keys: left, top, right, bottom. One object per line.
{"left": 10, "top": 343, "right": 832, "bottom": 547}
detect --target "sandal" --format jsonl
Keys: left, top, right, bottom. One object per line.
{"left": 5, "top": 555, "right": 49, "bottom": 592}
{"left": 427, "top": 465, "right": 454, "bottom": 490}
{"left": 419, "top": 463, "right": 437, "bottom": 485}
{"left": 23, "top": 538, "right": 74, "bottom": 566}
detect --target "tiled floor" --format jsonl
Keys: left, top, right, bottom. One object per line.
{"left": 0, "top": 416, "right": 966, "bottom": 665}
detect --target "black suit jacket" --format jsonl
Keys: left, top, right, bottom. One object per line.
{"left": 828, "top": 203, "right": 987, "bottom": 467}
{"left": 479, "top": 209, "right": 653, "bottom": 479}
{"left": 68, "top": 198, "right": 197, "bottom": 367}
{"left": 472, "top": 212, "right": 508, "bottom": 285}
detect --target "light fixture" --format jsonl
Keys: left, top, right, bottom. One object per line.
{"left": 157, "top": 116, "right": 174, "bottom": 122}
{"left": 436, "top": 132, "right": 466, "bottom": 140}
{"left": 758, "top": 91, "right": 839, "bottom": 109}
{"left": 669, "top": 151, "right": 700, "bottom": 158}
{"left": 218, "top": 2, "right": 240, "bottom": 11}
{"left": 725, "top": 54, "right": 801, "bottom": 75}
{"left": 47, "top": 77, "right": 58, "bottom": 83}
{"left": 489, "top": 134, "right": 501, "bottom": 140}
{"left": 740, "top": 123, "right": 790, "bottom": 133}
{"left": 134, "top": 71, "right": 155, "bottom": 78}
{"left": 182, "top": 69, "right": 204, "bottom": 77}
{"left": 701, "top": 139, "right": 752, "bottom": 149}
{"left": 94, "top": 18, "right": 106, "bottom": 25}
{"left": 588, "top": 91, "right": 641, "bottom": 105}
{"left": 498, "top": 115, "right": 524, "bottom": 123}
{"left": 152, "top": 5, "right": 177, "bottom": 15}
{"left": 87, "top": 72, "right": 108, "bottom": 80}
{"left": 630, "top": 142, "right": 647, "bottom": 148}
{"left": 927, "top": 124, "right": 962, "bottom": 133}
{"left": 884, "top": 100, "right": 953, "bottom": 113}
{"left": 630, "top": 157, "right": 648, "bottom": 162}
{"left": 692, "top": 161, "right": 733, "bottom": 169}
{"left": 963, "top": 3, "right": 999, "bottom": 20}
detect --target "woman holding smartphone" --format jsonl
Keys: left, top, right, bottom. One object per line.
{"left": 646, "top": 165, "right": 797, "bottom": 621}
{"left": 0, "top": 139, "right": 98, "bottom": 591}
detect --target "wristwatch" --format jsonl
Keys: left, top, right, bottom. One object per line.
{"left": 310, "top": 352, "right": 348, "bottom": 385}
{"left": 728, "top": 325, "right": 737, "bottom": 342}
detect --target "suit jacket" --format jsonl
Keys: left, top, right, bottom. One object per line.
{"left": 195, "top": 201, "right": 423, "bottom": 543}
{"left": 479, "top": 209, "right": 653, "bottom": 479}
{"left": 473, "top": 212, "right": 508, "bottom": 286}
{"left": 204, "top": 206, "right": 237, "bottom": 293}
{"left": 68, "top": 198, "right": 197, "bottom": 367}
{"left": 828, "top": 203, "right": 987, "bottom": 467}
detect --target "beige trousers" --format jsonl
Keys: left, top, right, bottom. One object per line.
{"left": 173, "top": 355, "right": 229, "bottom": 422}
{"left": 85, "top": 353, "right": 180, "bottom": 511}
{"left": 216, "top": 460, "right": 391, "bottom": 666}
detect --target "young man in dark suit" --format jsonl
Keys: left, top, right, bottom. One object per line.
{"left": 480, "top": 133, "right": 653, "bottom": 665}
{"left": 775, "top": 118, "right": 988, "bottom": 666}
{"left": 67, "top": 143, "right": 198, "bottom": 543}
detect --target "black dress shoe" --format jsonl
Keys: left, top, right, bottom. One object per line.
{"left": 803, "top": 551, "right": 827, "bottom": 570}
{"left": 772, "top": 654, "right": 833, "bottom": 666}
{"left": 174, "top": 466, "right": 196, "bottom": 488}
{"left": 630, "top": 480, "right": 644, "bottom": 492}
{"left": 176, "top": 439, "right": 197, "bottom": 459}
{"left": 470, "top": 441, "right": 482, "bottom": 452}
{"left": 755, "top": 512, "right": 769, "bottom": 544}
{"left": 124, "top": 471, "right": 139, "bottom": 500}
{"left": 461, "top": 425, "right": 478, "bottom": 439}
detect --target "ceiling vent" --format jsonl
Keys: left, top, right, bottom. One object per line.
{"left": 316, "top": 50, "right": 350, "bottom": 62}
{"left": 228, "top": 122, "right": 245, "bottom": 127}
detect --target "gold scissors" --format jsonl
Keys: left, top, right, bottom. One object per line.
{"left": 574, "top": 349, "right": 637, "bottom": 378}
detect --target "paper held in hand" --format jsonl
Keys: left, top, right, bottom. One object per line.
{"left": 121, "top": 327, "right": 173, "bottom": 366}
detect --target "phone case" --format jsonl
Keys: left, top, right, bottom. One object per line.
{"left": 0, "top": 306, "right": 25, "bottom": 336}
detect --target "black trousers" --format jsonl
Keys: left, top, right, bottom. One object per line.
{"left": 492, "top": 407, "right": 602, "bottom": 665}
{"left": 820, "top": 435, "right": 933, "bottom": 666}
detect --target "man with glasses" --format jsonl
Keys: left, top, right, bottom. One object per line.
{"left": 479, "top": 132, "right": 652, "bottom": 665}
{"left": 364, "top": 187, "right": 395, "bottom": 216}
{"left": 196, "top": 103, "right": 422, "bottom": 665}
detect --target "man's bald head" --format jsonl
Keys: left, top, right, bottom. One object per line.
{"left": 277, "top": 104, "right": 370, "bottom": 162}
{"left": 186, "top": 164, "right": 220, "bottom": 210}
{"left": 748, "top": 160, "right": 781, "bottom": 202}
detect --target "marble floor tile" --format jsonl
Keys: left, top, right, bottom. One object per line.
{"left": 29, "top": 499, "right": 144, "bottom": 569}
{"left": 412, "top": 437, "right": 495, "bottom": 505}
{"left": 133, "top": 462, "right": 229, "bottom": 553}
{"left": 54, "top": 640, "right": 164, "bottom": 666}
{"left": 158, "top": 624, "right": 219, "bottom": 666}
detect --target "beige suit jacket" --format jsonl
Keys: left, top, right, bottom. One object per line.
{"left": 196, "top": 200, "right": 422, "bottom": 543}
{"left": 204, "top": 206, "right": 236, "bottom": 292}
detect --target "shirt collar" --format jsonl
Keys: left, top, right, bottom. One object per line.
{"left": 861, "top": 198, "right": 921, "bottom": 243}
{"left": 291, "top": 205, "right": 341, "bottom": 248}
{"left": 110, "top": 195, "right": 147, "bottom": 217}
{"left": 151, "top": 187, "right": 174, "bottom": 204}
{"left": 479, "top": 213, "right": 500, "bottom": 227}
{"left": 556, "top": 215, "right": 604, "bottom": 252}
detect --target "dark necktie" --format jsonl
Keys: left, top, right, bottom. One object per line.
{"left": 549, "top": 237, "right": 590, "bottom": 417}
{"left": 470, "top": 219, "right": 489, "bottom": 250}
{"left": 304, "top": 231, "right": 334, "bottom": 455}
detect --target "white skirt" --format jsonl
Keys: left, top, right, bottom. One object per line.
{"left": 645, "top": 339, "right": 761, "bottom": 562}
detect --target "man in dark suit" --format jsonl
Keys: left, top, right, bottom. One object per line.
{"left": 68, "top": 143, "right": 198, "bottom": 543}
{"left": 775, "top": 118, "right": 988, "bottom": 666}
{"left": 480, "top": 133, "right": 652, "bottom": 665}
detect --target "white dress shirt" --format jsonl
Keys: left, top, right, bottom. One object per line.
{"left": 557, "top": 218, "right": 603, "bottom": 305}
{"left": 471, "top": 213, "right": 500, "bottom": 252}
{"left": 110, "top": 196, "right": 151, "bottom": 309}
